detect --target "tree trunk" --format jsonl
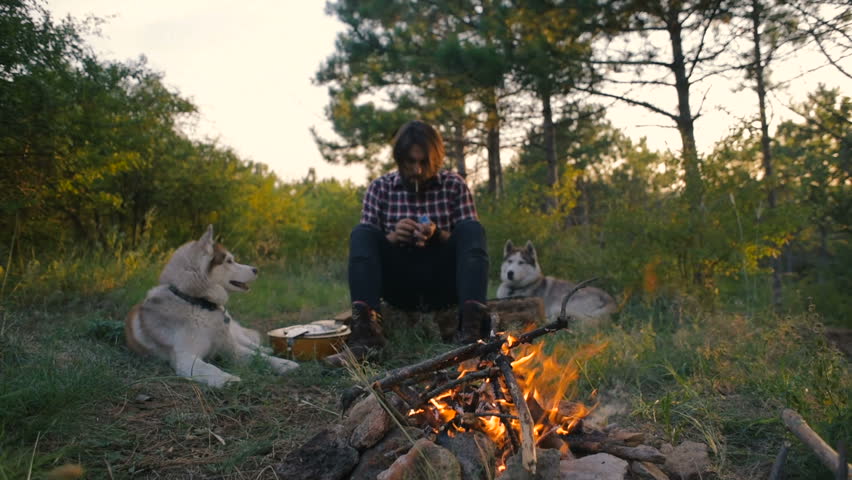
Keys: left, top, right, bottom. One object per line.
{"left": 485, "top": 90, "right": 503, "bottom": 198}
{"left": 542, "top": 90, "right": 558, "bottom": 210}
{"left": 750, "top": 0, "right": 783, "bottom": 309}
{"left": 667, "top": 11, "right": 704, "bottom": 211}
{"left": 818, "top": 223, "right": 829, "bottom": 284}
{"left": 452, "top": 117, "right": 467, "bottom": 178}
{"left": 667, "top": 7, "right": 706, "bottom": 286}
{"left": 542, "top": 91, "right": 558, "bottom": 187}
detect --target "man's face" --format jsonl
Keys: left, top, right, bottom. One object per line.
{"left": 399, "top": 144, "right": 435, "bottom": 187}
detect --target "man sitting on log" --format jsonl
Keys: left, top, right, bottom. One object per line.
{"left": 324, "top": 120, "right": 491, "bottom": 367}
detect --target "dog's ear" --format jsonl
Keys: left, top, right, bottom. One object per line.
{"left": 524, "top": 240, "right": 537, "bottom": 263}
{"left": 199, "top": 225, "right": 215, "bottom": 255}
{"left": 504, "top": 239, "right": 514, "bottom": 257}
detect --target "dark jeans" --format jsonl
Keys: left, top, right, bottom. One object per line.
{"left": 348, "top": 220, "right": 489, "bottom": 312}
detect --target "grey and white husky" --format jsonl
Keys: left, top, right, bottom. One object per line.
{"left": 496, "top": 240, "right": 617, "bottom": 328}
{"left": 125, "top": 225, "right": 298, "bottom": 388}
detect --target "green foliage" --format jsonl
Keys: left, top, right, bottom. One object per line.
{"left": 0, "top": 2, "right": 369, "bottom": 302}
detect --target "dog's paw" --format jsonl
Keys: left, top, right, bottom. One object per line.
{"left": 205, "top": 373, "right": 241, "bottom": 388}
{"left": 268, "top": 357, "right": 299, "bottom": 375}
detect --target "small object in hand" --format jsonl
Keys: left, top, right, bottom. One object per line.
{"left": 415, "top": 215, "right": 432, "bottom": 246}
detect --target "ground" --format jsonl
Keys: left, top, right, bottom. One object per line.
{"left": 0, "top": 262, "right": 848, "bottom": 479}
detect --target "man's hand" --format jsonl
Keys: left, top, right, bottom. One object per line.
{"left": 387, "top": 218, "right": 419, "bottom": 245}
{"left": 413, "top": 221, "right": 436, "bottom": 247}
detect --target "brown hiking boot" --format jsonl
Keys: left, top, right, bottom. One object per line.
{"left": 453, "top": 301, "right": 492, "bottom": 344}
{"left": 324, "top": 302, "right": 387, "bottom": 367}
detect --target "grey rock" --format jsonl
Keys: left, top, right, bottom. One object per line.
{"left": 437, "top": 431, "right": 498, "bottom": 480}
{"left": 273, "top": 424, "right": 359, "bottom": 480}
{"left": 660, "top": 441, "right": 710, "bottom": 480}
{"left": 344, "top": 394, "right": 393, "bottom": 450}
{"left": 350, "top": 427, "right": 423, "bottom": 480}
{"left": 502, "top": 447, "right": 561, "bottom": 480}
{"left": 631, "top": 460, "right": 670, "bottom": 480}
{"left": 377, "top": 438, "right": 462, "bottom": 480}
{"left": 560, "top": 453, "right": 629, "bottom": 480}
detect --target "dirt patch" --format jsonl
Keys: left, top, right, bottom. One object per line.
{"left": 103, "top": 377, "right": 341, "bottom": 478}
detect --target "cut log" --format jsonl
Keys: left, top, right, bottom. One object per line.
{"left": 782, "top": 409, "right": 852, "bottom": 479}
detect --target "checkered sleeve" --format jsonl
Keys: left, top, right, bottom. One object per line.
{"left": 451, "top": 175, "right": 478, "bottom": 228}
{"left": 360, "top": 178, "right": 385, "bottom": 230}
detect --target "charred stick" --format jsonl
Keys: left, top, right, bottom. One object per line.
{"left": 782, "top": 409, "right": 852, "bottom": 478}
{"left": 419, "top": 367, "right": 499, "bottom": 406}
{"left": 392, "top": 385, "right": 420, "bottom": 410}
{"left": 496, "top": 354, "right": 537, "bottom": 475}
{"left": 371, "top": 342, "right": 485, "bottom": 392}
{"left": 492, "top": 373, "right": 521, "bottom": 453}
{"left": 474, "top": 412, "right": 519, "bottom": 420}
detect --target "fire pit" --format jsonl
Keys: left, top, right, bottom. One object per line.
{"left": 275, "top": 280, "right": 699, "bottom": 479}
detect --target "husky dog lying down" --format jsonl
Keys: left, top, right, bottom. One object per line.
{"left": 125, "top": 225, "right": 298, "bottom": 387}
{"left": 496, "top": 240, "right": 618, "bottom": 328}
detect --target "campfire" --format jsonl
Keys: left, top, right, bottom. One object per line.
{"left": 276, "top": 281, "right": 698, "bottom": 480}
{"left": 398, "top": 323, "right": 607, "bottom": 475}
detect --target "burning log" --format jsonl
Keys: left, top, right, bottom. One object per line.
{"left": 420, "top": 367, "right": 500, "bottom": 406}
{"left": 491, "top": 372, "right": 521, "bottom": 454}
{"left": 782, "top": 409, "right": 852, "bottom": 479}
{"left": 496, "top": 354, "right": 538, "bottom": 475}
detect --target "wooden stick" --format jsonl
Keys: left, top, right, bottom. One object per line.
{"left": 419, "top": 367, "right": 499, "bottom": 406}
{"left": 782, "top": 409, "right": 852, "bottom": 478}
{"left": 496, "top": 354, "right": 537, "bottom": 475}
{"left": 474, "top": 412, "right": 519, "bottom": 420}
{"left": 558, "top": 278, "right": 599, "bottom": 320}
{"left": 391, "top": 385, "right": 420, "bottom": 410}
{"left": 768, "top": 442, "right": 789, "bottom": 480}
{"left": 492, "top": 373, "right": 521, "bottom": 453}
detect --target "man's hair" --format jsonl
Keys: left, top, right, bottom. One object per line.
{"left": 391, "top": 121, "right": 445, "bottom": 174}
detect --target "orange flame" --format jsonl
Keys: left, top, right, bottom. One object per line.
{"left": 509, "top": 340, "right": 608, "bottom": 439}
{"left": 417, "top": 334, "right": 607, "bottom": 467}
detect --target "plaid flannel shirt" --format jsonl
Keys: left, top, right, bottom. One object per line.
{"left": 360, "top": 170, "right": 478, "bottom": 234}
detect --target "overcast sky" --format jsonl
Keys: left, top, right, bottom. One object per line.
{"left": 48, "top": 1, "right": 851, "bottom": 185}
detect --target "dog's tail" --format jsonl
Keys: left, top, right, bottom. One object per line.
{"left": 124, "top": 304, "right": 149, "bottom": 355}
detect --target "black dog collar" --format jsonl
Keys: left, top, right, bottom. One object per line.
{"left": 167, "top": 285, "right": 231, "bottom": 324}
